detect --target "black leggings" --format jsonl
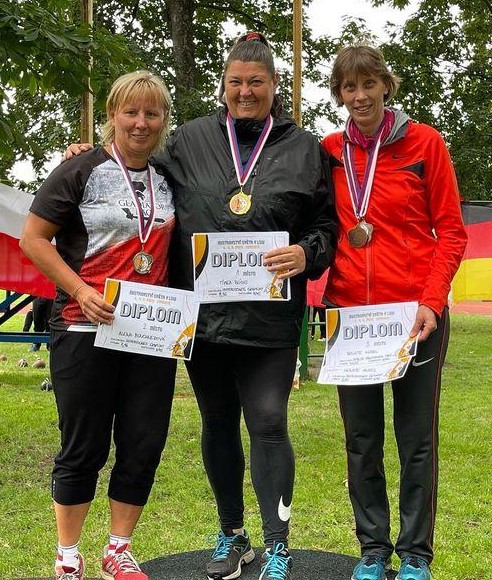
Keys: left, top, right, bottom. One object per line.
{"left": 186, "top": 340, "right": 296, "bottom": 545}
{"left": 50, "top": 331, "right": 176, "bottom": 506}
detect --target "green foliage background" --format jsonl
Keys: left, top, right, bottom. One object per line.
{"left": 0, "top": 0, "right": 491, "bottom": 199}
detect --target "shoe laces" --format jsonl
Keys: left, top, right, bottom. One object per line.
{"left": 56, "top": 558, "right": 83, "bottom": 580}
{"left": 211, "top": 532, "right": 237, "bottom": 561}
{"left": 261, "top": 543, "right": 291, "bottom": 579}
{"left": 109, "top": 549, "right": 141, "bottom": 573}
{"left": 403, "top": 555, "right": 427, "bottom": 569}
{"left": 56, "top": 567, "right": 83, "bottom": 580}
{"left": 362, "top": 555, "right": 384, "bottom": 567}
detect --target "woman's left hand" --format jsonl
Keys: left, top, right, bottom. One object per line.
{"left": 264, "top": 244, "right": 306, "bottom": 279}
{"left": 410, "top": 304, "right": 438, "bottom": 342}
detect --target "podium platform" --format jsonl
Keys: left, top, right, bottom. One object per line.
{"left": 141, "top": 548, "right": 398, "bottom": 579}
{"left": 18, "top": 549, "right": 398, "bottom": 579}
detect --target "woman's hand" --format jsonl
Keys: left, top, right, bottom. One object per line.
{"left": 410, "top": 304, "right": 438, "bottom": 342}
{"left": 264, "top": 244, "right": 306, "bottom": 279}
{"left": 73, "top": 284, "right": 115, "bottom": 325}
{"left": 64, "top": 142, "right": 93, "bottom": 160}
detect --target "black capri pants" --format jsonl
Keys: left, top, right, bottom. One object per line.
{"left": 50, "top": 330, "right": 176, "bottom": 506}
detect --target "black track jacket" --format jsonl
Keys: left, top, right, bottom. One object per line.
{"left": 153, "top": 108, "right": 337, "bottom": 347}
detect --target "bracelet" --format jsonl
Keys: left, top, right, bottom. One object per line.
{"left": 71, "top": 283, "right": 86, "bottom": 300}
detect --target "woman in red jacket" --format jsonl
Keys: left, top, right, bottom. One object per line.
{"left": 321, "top": 45, "right": 467, "bottom": 580}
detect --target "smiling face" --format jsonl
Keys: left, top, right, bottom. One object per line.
{"left": 223, "top": 60, "right": 278, "bottom": 121}
{"left": 110, "top": 99, "right": 165, "bottom": 167}
{"left": 340, "top": 74, "right": 389, "bottom": 135}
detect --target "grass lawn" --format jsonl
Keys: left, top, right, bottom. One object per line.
{"left": 0, "top": 312, "right": 490, "bottom": 579}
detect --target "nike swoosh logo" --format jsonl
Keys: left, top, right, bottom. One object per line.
{"left": 278, "top": 496, "right": 292, "bottom": 522}
{"left": 412, "top": 357, "right": 434, "bottom": 367}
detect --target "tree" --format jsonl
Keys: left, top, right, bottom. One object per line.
{"left": 371, "top": 0, "right": 492, "bottom": 200}
{"left": 0, "top": 0, "right": 142, "bottom": 186}
{"left": 3, "top": 0, "right": 490, "bottom": 200}
{"left": 95, "top": 0, "right": 338, "bottom": 126}
{"left": 2, "top": 0, "right": 339, "bottom": 189}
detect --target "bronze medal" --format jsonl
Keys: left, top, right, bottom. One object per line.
{"left": 348, "top": 220, "right": 373, "bottom": 248}
{"left": 229, "top": 190, "right": 252, "bottom": 215}
{"left": 133, "top": 251, "right": 153, "bottom": 274}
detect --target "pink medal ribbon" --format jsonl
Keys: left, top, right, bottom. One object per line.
{"left": 111, "top": 142, "right": 156, "bottom": 273}
{"left": 226, "top": 112, "right": 273, "bottom": 215}
{"left": 342, "top": 115, "right": 389, "bottom": 247}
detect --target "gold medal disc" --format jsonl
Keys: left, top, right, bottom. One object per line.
{"left": 229, "top": 191, "right": 252, "bottom": 215}
{"left": 133, "top": 251, "right": 153, "bottom": 274}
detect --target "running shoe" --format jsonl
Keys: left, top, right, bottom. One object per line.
{"left": 259, "top": 542, "right": 292, "bottom": 580}
{"left": 55, "top": 554, "right": 84, "bottom": 580}
{"left": 101, "top": 544, "right": 148, "bottom": 579}
{"left": 396, "top": 556, "right": 431, "bottom": 580}
{"left": 351, "top": 554, "right": 388, "bottom": 580}
{"left": 206, "top": 530, "right": 255, "bottom": 579}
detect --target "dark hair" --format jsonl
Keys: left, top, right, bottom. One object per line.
{"left": 218, "top": 32, "right": 283, "bottom": 117}
{"left": 330, "top": 45, "right": 401, "bottom": 107}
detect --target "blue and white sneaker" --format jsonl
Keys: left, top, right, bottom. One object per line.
{"left": 351, "top": 555, "right": 388, "bottom": 580}
{"left": 396, "top": 556, "right": 431, "bottom": 580}
{"left": 259, "top": 542, "right": 292, "bottom": 580}
{"left": 206, "top": 530, "right": 255, "bottom": 579}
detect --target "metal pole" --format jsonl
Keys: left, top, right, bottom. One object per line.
{"left": 292, "top": 0, "right": 302, "bottom": 127}
{"left": 80, "top": 0, "right": 94, "bottom": 144}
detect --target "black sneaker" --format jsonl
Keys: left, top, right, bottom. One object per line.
{"left": 206, "top": 530, "right": 255, "bottom": 580}
{"left": 259, "top": 542, "right": 292, "bottom": 580}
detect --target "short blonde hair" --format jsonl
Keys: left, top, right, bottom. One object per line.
{"left": 330, "top": 45, "right": 401, "bottom": 107}
{"left": 101, "top": 70, "right": 172, "bottom": 151}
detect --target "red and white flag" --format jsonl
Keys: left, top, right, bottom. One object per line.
{"left": 0, "top": 183, "right": 55, "bottom": 298}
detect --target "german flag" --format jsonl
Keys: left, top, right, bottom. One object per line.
{"left": 452, "top": 201, "right": 492, "bottom": 302}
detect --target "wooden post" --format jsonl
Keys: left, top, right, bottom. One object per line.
{"left": 292, "top": 0, "right": 302, "bottom": 127}
{"left": 292, "top": 0, "right": 308, "bottom": 379}
{"left": 80, "top": 0, "right": 94, "bottom": 144}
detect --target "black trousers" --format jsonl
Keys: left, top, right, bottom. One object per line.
{"left": 23, "top": 297, "right": 53, "bottom": 333}
{"left": 337, "top": 307, "right": 450, "bottom": 564}
{"left": 186, "top": 340, "right": 296, "bottom": 545}
{"left": 50, "top": 331, "right": 176, "bottom": 506}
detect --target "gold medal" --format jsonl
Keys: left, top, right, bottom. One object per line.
{"left": 229, "top": 190, "right": 252, "bottom": 215}
{"left": 348, "top": 220, "right": 374, "bottom": 248}
{"left": 132, "top": 251, "right": 153, "bottom": 274}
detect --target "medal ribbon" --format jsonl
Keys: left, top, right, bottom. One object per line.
{"left": 343, "top": 109, "right": 394, "bottom": 220}
{"left": 111, "top": 143, "right": 155, "bottom": 245}
{"left": 343, "top": 127, "right": 383, "bottom": 220}
{"left": 226, "top": 112, "right": 273, "bottom": 189}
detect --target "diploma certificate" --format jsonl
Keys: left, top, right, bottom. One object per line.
{"left": 317, "top": 301, "right": 419, "bottom": 385}
{"left": 94, "top": 279, "right": 199, "bottom": 360}
{"left": 192, "top": 231, "right": 291, "bottom": 303}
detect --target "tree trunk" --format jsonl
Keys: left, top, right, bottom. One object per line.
{"left": 164, "top": 0, "right": 198, "bottom": 123}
